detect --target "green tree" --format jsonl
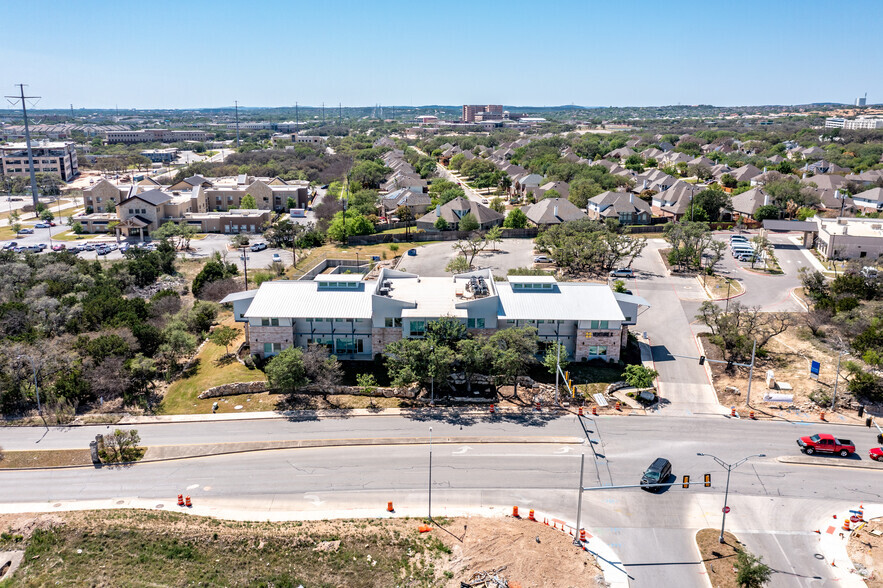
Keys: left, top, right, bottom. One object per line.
{"left": 445, "top": 255, "right": 471, "bottom": 274}
{"left": 612, "top": 279, "right": 628, "bottom": 293}
{"left": 753, "top": 205, "right": 780, "bottom": 221}
{"left": 425, "top": 316, "right": 468, "bottom": 347}
{"left": 503, "top": 208, "right": 528, "bottom": 228}
{"left": 720, "top": 173, "right": 738, "bottom": 189}
{"left": 327, "top": 211, "right": 375, "bottom": 242}
{"left": 488, "top": 327, "right": 538, "bottom": 396}
{"left": 265, "top": 347, "right": 308, "bottom": 393}
{"left": 239, "top": 193, "right": 257, "bottom": 209}
{"left": 735, "top": 550, "right": 772, "bottom": 588}
{"left": 543, "top": 189, "right": 561, "bottom": 200}
{"left": 208, "top": 325, "right": 239, "bottom": 356}
{"left": 349, "top": 160, "right": 391, "bottom": 190}
{"left": 486, "top": 225, "right": 503, "bottom": 251}
{"left": 623, "top": 364, "right": 658, "bottom": 388}
{"left": 691, "top": 189, "right": 731, "bottom": 223}
{"left": 543, "top": 342, "right": 569, "bottom": 376}
{"left": 458, "top": 212, "right": 479, "bottom": 231}
{"left": 489, "top": 197, "right": 506, "bottom": 213}
{"left": 192, "top": 254, "right": 239, "bottom": 297}
{"left": 39, "top": 209, "right": 54, "bottom": 222}
{"left": 434, "top": 216, "right": 450, "bottom": 231}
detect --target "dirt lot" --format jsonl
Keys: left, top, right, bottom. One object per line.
{"left": 702, "top": 326, "right": 878, "bottom": 424}
{"left": 848, "top": 517, "right": 883, "bottom": 585}
{"left": 0, "top": 510, "right": 601, "bottom": 587}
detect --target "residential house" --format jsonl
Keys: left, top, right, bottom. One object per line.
{"left": 731, "top": 187, "right": 773, "bottom": 219}
{"left": 522, "top": 198, "right": 586, "bottom": 226}
{"left": 379, "top": 188, "right": 432, "bottom": 217}
{"left": 587, "top": 191, "right": 652, "bottom": 224}
{"left": 852, "top": 187, "right": 883, "bottom": 212}
{"left": 415, "top": 197, "right": 503, "bottom": 231}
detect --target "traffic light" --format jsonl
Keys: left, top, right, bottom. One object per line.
{"left": 682, "top": 475, "right": 690, "bottom": 489}
{"left": 699, "top": 356, "right": 705, "bottom": 365}
{"left": 704, "top": 474, "right": 711, "bottom": 488}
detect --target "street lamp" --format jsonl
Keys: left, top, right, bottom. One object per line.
{"left": 428, "top": 426, "right": 433, "bottom": 522}
{"left": 697, "top": 452, "right": 765, "bottom": 543}
{"left": 429, "top": 345, "right": 435, "bottom": 407}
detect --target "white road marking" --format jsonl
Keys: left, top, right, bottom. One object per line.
{"left": 451, "top": 446, "right": 473, "bottom": 455}
{"left": 554, "top": 447, "right": 572, "bottom": 454}
{"left": 304, "top": 494, "right": 325, "bottom": 505}
{"left": 186, "top": 483, "right": 199, "bottom": 490}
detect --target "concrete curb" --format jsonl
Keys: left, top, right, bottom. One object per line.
{"left": 789, "top": 287, "right": 809, "bottom": 311}
{"left": 776, "top": 455, "right": 883, "bottom": 470}
{"left": 0, "top": 435, "right": 586, "bottom": 472}
{"left": 696, "top": 275, "right": 747, "bottom": 302}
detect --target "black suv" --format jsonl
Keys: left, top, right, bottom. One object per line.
{"left": 640, "top": 457, "right": 672, "bottom": 492}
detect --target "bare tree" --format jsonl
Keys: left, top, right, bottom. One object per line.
{"left": 452, "top": 232, "right": 490, "bottom": 268}
{"left": 696, "top": 301, "right": 792, "bottom": 365}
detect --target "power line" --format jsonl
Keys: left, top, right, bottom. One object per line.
{"left": 5, "top": 84, "right": 41, "bottom": 208}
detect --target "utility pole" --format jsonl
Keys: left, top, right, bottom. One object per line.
{"left": 5, "top": 84, "right": 41, "bottom": 209}
{"left": 428, "top": 426, "right": 433, "bottom": 521}
{"left": 70, "top": 104, "right": 74, "bottom": 119}
{"left": 322, "top": 102, "right": 325, "bottom": 123}
{"left": 745, "top": 340, "right": 757, "bottom": 405}
{"left": 339, "top": 102, "right": 342, "bottom": 124}
{"left": 831, "top": 348, "right": 844, "bottom": 410}
{"left": 573, "top": 453, "right": 585, "bottom": 546}
{"left": 240, "top": 246, "right": 249, "bottom": 290}
{"left": 234, "top": 101, "right": 240, "bottom": 148}
{"left": 555, "top": 343, "right": 561, "bottom": 405}
{"left": 295, "top": 101, "right": 299, "bottom": 131}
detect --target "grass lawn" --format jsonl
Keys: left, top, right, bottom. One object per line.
{"left": 288, "top": 241, "right": 434, "bottom": 278}
{"left": 702, "top": 274, "right": 744, "bottom": 299}
{"left": 0, "top": 510, "right": 449, "bottom": 587}
{"left": 159, "top": 321, "right": 269, "bottom": 415}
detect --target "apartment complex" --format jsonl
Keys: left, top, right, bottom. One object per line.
{"left": 223, "top": 269, "right": 648, "bottom": 362}
{"left": 462, "top": 104, "right": 503, "bottom": 122}
{"left": 0, "top": 141, "right": 79, "bottom": 181}
{"left": 824, "top": 117, "right": 883, "bottom": 130}
{"left": 77, "top": 175, "right": 308, "bottom": 237}
{"left": 105, "top": 129, "right": 208, "bottom": 144}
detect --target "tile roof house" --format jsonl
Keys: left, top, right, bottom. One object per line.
{"left": 415, "top": 197, "right": 504, "bottom": 231}
{"left": 529, "top": 180, "right": 570, "bottom": 201}
{"left": 728, "top": 164, "right": 763, "bottom": 183}
{"left": 651, "top": 180, "right": 702, "bottom": 219}
{"left": 607, "top": 147, "right": 636, "bottom": 160}
{"left": 587, "top": 191, "right": 652, "bottom": 224}
{"left": 521, "top": 198, "right": 586, "bottom": 225}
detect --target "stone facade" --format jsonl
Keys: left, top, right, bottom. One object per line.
{"left": 574, "top": 326, "right": 624, "bottom": 362}
{"left": 249, "top": 325, "right": 295, "bottom": 351}
{"left": 371, "top": 327, "right": 403, "bottom": 357}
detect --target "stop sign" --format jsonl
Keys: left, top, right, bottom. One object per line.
{"left": 722, "top": 506, "right": 731, "bottom": 514}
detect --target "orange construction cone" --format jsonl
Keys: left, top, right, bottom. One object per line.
{"left": 489, "top": 404, "right": 495, "bottom": 414}
{"left": 592, "top": 406, "right": 598, "bottom": 416}
{"left": 580, "top": 529, "right": 586, "bottom": 541}
{"left": 749, "top": 410, "right": 755, "bottom": 420}
{"left": 418, "top": 524, "right": 431, "bottom": 533}
{"left": 615, "top": 401, "right": 622, "bottom": 411}
{"left": 387, "top": 501, "right": 394, "bottom": 512}
{"left": 820, "top": 411, "right": 826, "bottom": 421}
{"left": 528, "top": 509, "right": 536, "bottom": 521}
{"left": 185, "top": 496, "right": 192, "bottom": 507}
{"left": 177, "top": 494, "right": 184, "bottom": 507}
{"left": 512, "top": 506, "right": 519, "bottom": 518}
{"left": 843, "top": 519, "right": 851, "bottom": 532}
{"left": 535, "top": 402, "right": 541, "bottom": 411}
{"left": 578, "top": 406, "right": 583, "bottom": 416}
{"left": 730, "top": 406, "right": 736, "bottom": 417}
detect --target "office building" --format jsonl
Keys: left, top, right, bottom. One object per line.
{"left": 0, "top": 140, "right": 79, "bottom": 181}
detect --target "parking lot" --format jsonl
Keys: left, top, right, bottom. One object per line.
{"left": 394, "top": 238, "right": 538, "bottom": 277}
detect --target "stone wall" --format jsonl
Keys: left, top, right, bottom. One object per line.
{"left": 574, "top": 326, "right": 624, "bottom": 361}
{"left": 198, "top": 380, "right": 270, "bottom": 399}
{"left": 371, "top": 327, "right": 403, "bottom": 356}
{"left": 196, "top": 380, "right": 420, "bottom": 400}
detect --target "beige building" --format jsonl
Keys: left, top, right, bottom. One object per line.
{"left": 812, "top": 216, "right": 883, "bottom": 261}
{"left": 105, "top": 129, "right": 208, "bottom": 144}
{"left": 0, "top": 140, "right": 79, "bottom": 181}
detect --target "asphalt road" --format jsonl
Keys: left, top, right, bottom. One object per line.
{"left": 2, "top": 414, "right": 880, "bottom": 587}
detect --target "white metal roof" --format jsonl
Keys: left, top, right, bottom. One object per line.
{"left": 496, "top": 282, "right": 626, "bottom": 321}
{"left": 220, "top": 290, "right": 258, "bottom": 303}
{"left": 243, "top": 280, "right": 374, "bottom": 319}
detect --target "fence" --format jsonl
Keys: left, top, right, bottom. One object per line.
{"left": 346, "top": 226, "right": 539, "bottom": 245}
{"left": 295, "top": 258, "right": 370, "bottom": 281}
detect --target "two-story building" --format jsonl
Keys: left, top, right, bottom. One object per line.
{"left": 223, "top": 269, "right": 649, "bottom": 362}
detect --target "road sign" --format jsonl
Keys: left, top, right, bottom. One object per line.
{"left": 810, "top": 360, "right": 820, "bottom": 380}
{"left": 722, "top": 506, "right": 731, "bottom": 514}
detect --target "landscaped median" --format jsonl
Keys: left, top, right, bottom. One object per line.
{"left": 695, "top": 528, "right": 771, "bottom": 588}
{"left": 698, "top": 274, "right": 744, "bottom": 301}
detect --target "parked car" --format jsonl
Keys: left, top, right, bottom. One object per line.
{"left": 51, "top": 243, "right": 66, "bottom": 251}
{"left": 534, "top": 255, "right": 551, "bottom": 263}
{"left": 2, "top": 241, "right": 16, "bottom": 250}
{"left": 34, "top": 223, "right": 50, "bottom": 229}
{"left": 610, "top": 268, "right": 635, "bottom": 278}
{"left": 640, "top": 457, "right": 672, "bottom": 492}
{"left": 96, "top": 247, "right": 110, "bottom": 255}
{"left": 119, "top": 243, "right": 129, "bottom": 253}
{"left": 869, "top": 447, "right": 883, "bottom": 461}
{"left": 17, "top": 228, "right": 34, "bottom": 234}
{"left": 83, "top": 244, "right": 95, "bottom": 251}
{"left": 730, "top": 235, "right": 748, "bottom": 243}
{"left": 250, "top": 242, "right": 267, "bottom": 252}
{"left": 107, "top": 243, "right": 118, "bottom": 251}
{"left": 797, "top": 433, "right": 855, "bottom": 457}
{"left": 36, "top": 243, "right": 46, "bottom": 251}
{"left": 47, "top": 221, "right": 56, "bottom": 226}
{"left": 272, "top": 253, "right": 282, "bottom": 263}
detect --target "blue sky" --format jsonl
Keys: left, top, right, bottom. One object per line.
{"left": 2, "top": 0, "right": 881, "bottom": 109}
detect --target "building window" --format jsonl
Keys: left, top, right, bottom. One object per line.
{"left": 261, "top": 318, "right": 270, "bottom": 326}
{"left": 335, "top": 338, "right": 364, "bottom": 354}
{"left": 467, "top": 318, "right": 486, "bottom": 329}
{"left": 271, "top": 318, "right": 279, "bottom": 327}
{"left": 410, "top": 320, "right": 426, "bottom": 337}
{"left": 263, "top": 342, "right": 282, "bottom": 355}
{"left": 588, "top": 345, "right": 608, "bottom": 356}
{"left": 589, "top": 320, "right": 608, "bottom": 330}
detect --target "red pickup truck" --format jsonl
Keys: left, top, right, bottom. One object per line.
{"left": 797, "top": 433, "right": 855, "bottom": 457}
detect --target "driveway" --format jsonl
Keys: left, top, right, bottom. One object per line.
{"left": 395, "top": 238, "right": 537, "bottom": 277}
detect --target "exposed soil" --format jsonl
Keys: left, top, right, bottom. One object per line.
{"left": 701, "top": 326, "right": 879, "bottom": 424}
{"left": 0, "top": 510, "right": 601, "bottom": 587}
{"left": 848, "top": 516, "right": 883, "bottom": 585}
{"left": 695, "top": 528, "right": 745, "bottom": 588}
